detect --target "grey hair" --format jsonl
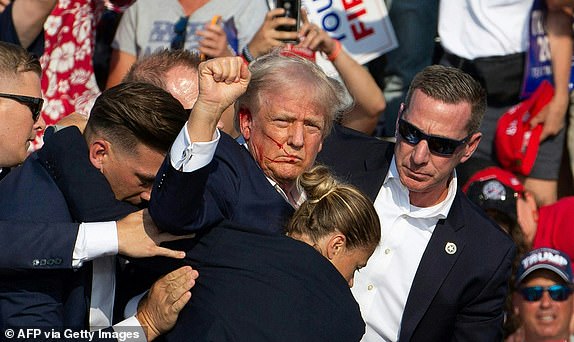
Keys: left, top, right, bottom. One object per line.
{"left": 237, "top": 50, "right": 353, "bottom": 137}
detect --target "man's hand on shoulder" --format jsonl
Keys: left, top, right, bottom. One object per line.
{"left": 136, "top": 266, "right": 198, "bottom": 341}
{"left": 117, "top": 209, "right": 194, "bottom": 259}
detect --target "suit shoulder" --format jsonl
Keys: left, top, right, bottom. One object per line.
{"left": 456, "top": 192, "right": 515, "bottom": 248}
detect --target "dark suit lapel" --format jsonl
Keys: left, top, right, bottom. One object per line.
{"left": 348, "top": 144, "right": 394, "bottom": 201}
{"left": 399, "top": 195, "right": 466, "bottom": 341}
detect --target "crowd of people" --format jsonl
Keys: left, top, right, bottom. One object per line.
{"left": 1, "top": 0, "right": 574, "bottom": 341}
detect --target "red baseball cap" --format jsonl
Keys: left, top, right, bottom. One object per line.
{"left": 494, "top": 80, "right": 554, "bottom": 176}
{"left": 463, "top": 166, "right": 524, "bottom": 222}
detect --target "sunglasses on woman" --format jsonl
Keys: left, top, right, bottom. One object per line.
{"left": 519, "top": 284, "right": 573, "bottom": 302}
{"left": 397, "top": 118, "right": 471, "bottom": 156}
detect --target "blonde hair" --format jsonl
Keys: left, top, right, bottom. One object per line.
{"left": 287, "top": 165, "right": 381, "bottom": 250}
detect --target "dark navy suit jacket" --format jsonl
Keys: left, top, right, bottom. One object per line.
{"left": 150, "top": 131, "right": 294, "bottom": 235}
{"left": 317, "top": 124, "right": 516, "bottom": 341}
{"left": 156, "top": 223, "right": 365, "bottom": 342}
{"left": 0, "top": 127, "right": 136, "bottom": 337}
{"left": 144, "top": 130, "right": 365, "bottom": 340}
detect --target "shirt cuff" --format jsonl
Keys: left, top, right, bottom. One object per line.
{"left": 72, "top": 222, "right": 118, "bottom": 268}
{"left": 113, "top": 316, "right": 147, "bottom": 342}
{"left": 170, "top": 124, "right": 220, "bottom": 172}
{"left": 124, "top": 291, "right": 148, "bottom": 318}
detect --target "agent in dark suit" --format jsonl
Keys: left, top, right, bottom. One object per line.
{"left": 0, "top": 82, "right": 197, "bottom": 341}
{"left": 0, "top": 42, "right": 185, "bottom": 276}
{"left": 317, "top": 65, "right": 516, "bottom": 341}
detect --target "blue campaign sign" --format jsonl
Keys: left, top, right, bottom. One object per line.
{"left": 521, "top": 0, "right": 574, "bottom": 98}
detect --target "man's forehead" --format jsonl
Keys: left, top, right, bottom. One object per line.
{"left": 0, "top": 71, "right": 41, "bottom": 98}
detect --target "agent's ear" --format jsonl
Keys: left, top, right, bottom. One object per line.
{"left": 88, "top": 139, "right": 111, "bottom": 171}
{"left": 238, "top": 107, "right": 253, "bottom": 140}
{"left": 460, "top": 132, "right": 482, "bottom": 163}
{"left": 326, "top": 233, "right": 346, "bottom": 260}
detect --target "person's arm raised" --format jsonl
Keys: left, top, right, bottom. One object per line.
{"left": 11, "top": 0, "right": 57, "bottom": 49}
{"left": 186, "top": 56, "right": 250, "bottom": 142}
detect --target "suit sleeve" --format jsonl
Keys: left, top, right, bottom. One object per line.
{"left": 0, "top": 221, "right": 76, "bottom": 271}
{"left": 149, "top": 157, "right": 222, "bottom": 233}
{"left": 452, "top": 242, "right": 516, "bottom": 341}
{"left": 149, "top": 135, "right": 240, "bottom": 234}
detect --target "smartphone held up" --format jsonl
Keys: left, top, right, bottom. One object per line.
{"left": 275, "top": 0, "right": 301, "bottom": 36}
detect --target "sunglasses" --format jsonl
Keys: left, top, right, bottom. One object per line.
{"left": 397, "top": 118, "right": 471, "bottom": 156}
{"left": 0, "top": 93, "right": 43, "bottom": 122}
{"left": 171, "top": 16, "right": 190, "bottom": 50}
{"left": 519, "top": 284, "right": 573, "bottom": 302}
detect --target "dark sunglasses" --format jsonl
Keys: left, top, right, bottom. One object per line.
{"left": 397, "top": 118, "right": 471, "bottom": 156}
{"left": 171, "top": 16, "right": 190, "bottom": 50}
{"left": 519, "top": 284, "right": 573, "bottom": 302}
{"left": 0, "top": 93, "right": 43, "bottom": 122}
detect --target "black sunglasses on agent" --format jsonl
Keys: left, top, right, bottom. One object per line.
{"left": 397, "top": 118, "right": 471, "bottom": 156}
{"left": 0, "top": 93, "right": 44, "bottom": 122}
{"left": 171, "top": 16, "right": 190, "bottom": 50}
{"left": 519, "top": 284, "right": 573, "bottom": 302}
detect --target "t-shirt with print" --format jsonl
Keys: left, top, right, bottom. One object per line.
{"left": 112, "top": 0, "right": 267, "bottom": 58}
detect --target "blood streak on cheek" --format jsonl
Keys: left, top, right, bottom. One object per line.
{"left": 260, "top": 134, "right": 298, "bottom": 163}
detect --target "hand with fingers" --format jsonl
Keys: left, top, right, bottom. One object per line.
{"left": 117, "top": 209, "right": 195, "bottom": 260}
{"left": 529, "top": 92, "right": 569, "bottom": 142}
{"left": 187, "top": 56, "right": 250, "bottom": 142}
{"left": 297, "top": 11, "right": 337, "bottom": 56}
{"left": 196, "top": 21, "right": 235, "bottom": 59}
{"left": 246, "top": 8, "right": 299, "bottom": 58}
{"left": 136, "top": 266, "right": 199, "bottom": 341}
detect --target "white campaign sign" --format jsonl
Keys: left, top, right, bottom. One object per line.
{"left": 303, "top": 0, "right": 398, "bottom": 75}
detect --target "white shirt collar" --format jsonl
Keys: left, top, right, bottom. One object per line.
{"left": 384, "top": 156, "right": 457, "bottom": 223}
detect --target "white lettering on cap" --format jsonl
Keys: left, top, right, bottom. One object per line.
{"left": 521, "top": 251, "right": 568, "bottom": 270}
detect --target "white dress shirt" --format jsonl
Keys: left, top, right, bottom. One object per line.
{"left": 351, "top": 157, "right": 458, "bottom": 342}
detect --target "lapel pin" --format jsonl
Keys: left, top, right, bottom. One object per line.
{"left": 445, "top": 242, "right": 457, "bottom": 255}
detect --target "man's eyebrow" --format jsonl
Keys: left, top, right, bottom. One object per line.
{"left": 137, "top": 172, "right": 157, "bottom": 183}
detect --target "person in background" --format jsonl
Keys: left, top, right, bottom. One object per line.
{"left": 510, "top": 247, "right": 574, "bottom": 342}
{"left": 438, "top": 0, "right": 572, "bottom": 205}
{"left": 106, "top": 0, "right": 267, "bottom": 88}
{"left": 122, "top": 48, "right": 238, "bottom": 137}
{"left": 370, "top": 0, "right": 439, "bottom": 139}
{"left": 0, "top": 0, "right": 57, "bottom": 56}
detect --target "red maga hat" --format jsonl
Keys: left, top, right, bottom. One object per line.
{"left": 494, "top": 80, "right": 554, "bottom": 176}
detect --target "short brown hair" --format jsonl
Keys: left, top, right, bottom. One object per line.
{"left": 287, "top": 165, "right": 381, "bottom": 250}
{"left": 0, "top": 42, "right": 41, "bottom": 77}
{"left": 122, "top": 48, "right": 202, "bottom": 88}
{"left": 405, "top": 65, "right": 486, "bottom": 135}
{"left": 85, "top": 82, "right": 187, "bottom": 153}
